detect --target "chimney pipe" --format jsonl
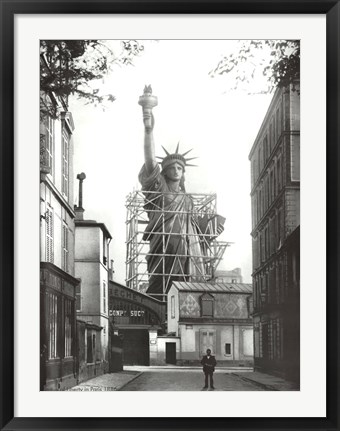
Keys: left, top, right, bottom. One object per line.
{"left": 75, "top": 172, "right": 86, "bottom": 220}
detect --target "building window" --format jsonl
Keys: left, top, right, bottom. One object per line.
{"left": 61, "top": 128, "right": 69, "bottom": 198}
{"left": 62, "top": 222, "right": 68, "bottom": 272}
{"left": 262, "top": 139, "right": 266, "bottom": 165}
{"left": 103, "top": 237, "right": 108, "bottom": 266}
{"left": 171, "top": 295, "right": 175, "bottom": 318}
{"left": 201, "top": 293, "right": 214, "bottom": 317}
{"left": 46, "top": 291, "right": 59, "bottom": 359}
{"left": 271, "top": 119, "right": 275, "bottom": 147}
{"left": 103, "top": 281, "right": 107, "bottom": 313}
{"left": 270, "top": 170, "right": 274, "bottom": 203}
{"left": 87, "top": 331, "right": 95, "bottom": 363}
{"left": 45, "top": 205, "right": 54, "bottom": 263}
{"left": 93, "top": 334, "right": 96, "bottom": 360}
{"left": 87, "top": 332, "right": 93, "bottom": 363}
{"left": 276, "top": 107, "right": 281, "bottom": 138}
{"left": 200, "top": 329, "right": 216, "bottom": 356}
{"left": 277, "top": 158, "right": 282, "bottom": 191}
{"left": 64, "top": 298, "right": 73, "bottom": 357}
{"left": 277, "top": 209, "right": 282, "bottom": 247}
{"left": 252, "top": 159, "right": 256, "bottom": 186}
{"left": 76, "top": 283, "right": 81, "bottom": 311}
{"left": 44, "top": 115, "right": 54, "bottom": 176}
{"left": 225, "top": 343, "right": 231, "bottom": 355}
{"left": 291, "top": 137, "right": 300, "bottom": 181}
{"left": 261, "top": 322, "right": 269, "bottom": 359}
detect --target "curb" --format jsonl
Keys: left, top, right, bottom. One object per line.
{"left": 231, "top": 373, "right": 276, "bottom": 391}
{"left": 117, "top": 372, "right": 143, "bottom": 391}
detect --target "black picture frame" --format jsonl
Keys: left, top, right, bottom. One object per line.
{"left": 1, "top": 1, "right": 339, "bottom": 430}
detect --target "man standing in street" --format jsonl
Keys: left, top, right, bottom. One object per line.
{"left": 201, "top": 348, "right": 217, "bottom": 390}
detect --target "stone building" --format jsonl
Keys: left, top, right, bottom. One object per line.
{"left": 249, "top": 82, "right": 300, "bottom": 383}
{"left": 74, "top": 201, "right": 112, "bottom": 378}
{"left": 214, "top": 268, "right": 243, "bottom": 283}
{"left": 167, "top": 281, "right": 254, "bottom": 366}
{"left": 108, "top": 281, "right": 166, "bottom": 366}
{"left": 40, "top": 86, "right": 79, "bottom": 389}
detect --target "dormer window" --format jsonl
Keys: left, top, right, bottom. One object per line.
{"left": 200, "top": 293, "right": 215, "bottom": 317}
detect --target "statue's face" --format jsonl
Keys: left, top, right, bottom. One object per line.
{"left": 165, "top": 163, "right": 184, "bottom": 181}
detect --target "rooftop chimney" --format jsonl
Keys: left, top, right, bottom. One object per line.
{"left": 74, "top": 172, "right": 86, "bottom": 220}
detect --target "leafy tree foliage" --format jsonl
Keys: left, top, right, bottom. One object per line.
{"left": 209, "top": 40, "right": 300, "bottom": 94}
{"left": 40, "top": 40, "right": 144, "bottom": 118}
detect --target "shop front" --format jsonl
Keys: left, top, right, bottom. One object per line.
{"left": 108, "top": 281, "right": 166, "bottom": 366}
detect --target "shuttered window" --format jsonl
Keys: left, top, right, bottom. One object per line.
{"left": 103, "top": 280, "right": 107, "bottom": 313}
{"left": 45, "top": 116, "right": 54, "bottom": 176}
{"left": 171, "top": 295, "right": 175, "bottom": 318}
{"left": 64, "top": 298, "right": 73, "bottom": 357}
{"left": 46, "top": 292, "right": 59, "bottom": 359}
{"left": 75, "top": 283, "right": 81, "bottom": 311}
{"left": 46, "top": 205, "right": 54, "bottom": 263}
{"left": 62, "top": 222, "right": 68, "bottom": 272}
{"left": 62, "top": 128, "right": 69, "bottom": 198}
{"left": 201, "top": 294, "right": 214, "bottom": 317}
{"left": 202, "top": 300, "right": 213, "bottom": 317}
{"left": 200, "top": 329, "right": 216, "bottom": 356}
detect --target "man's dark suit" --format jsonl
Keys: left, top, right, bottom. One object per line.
{"left": 201, "top": 354, "right": 217, "bottom": 389}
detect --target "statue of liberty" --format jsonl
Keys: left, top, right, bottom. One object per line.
{"left": 138, "top": 86, "right": 225, "bottom": 297}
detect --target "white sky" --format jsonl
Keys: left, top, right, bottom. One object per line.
{"left": 69, "top": 40, "right": 273, "bottom": 284}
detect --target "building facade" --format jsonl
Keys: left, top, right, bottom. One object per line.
{"left": 108, "top": 281, "right": 166, "bottom": 366}
{"left": 75, "top": 214, "right": 112, "bottom": 376}
{"left": 167, "top": 281, "right": 254, "bottom": 366}
{"left": 249, "top": 83, "right": 300, "bottom": 383}
{"left": 40, "top": 90, "right": 79, "bottom": 390}
{"left": 214, "top": 267, "right": 243, "bottom": 283}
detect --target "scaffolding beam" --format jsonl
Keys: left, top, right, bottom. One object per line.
{"left": 125, "top": 190, "right": 229, "bottom": 301}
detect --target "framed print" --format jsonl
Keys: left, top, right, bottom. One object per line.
{"left": 1, "top": 1, "right": 339, "bottom": 430}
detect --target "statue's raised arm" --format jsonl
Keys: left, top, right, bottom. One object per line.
{"left": 136, "top": 87, "right": 226, "bottom": 300}
{"left": 138, "top": 85, "right": 158, "bottom": 174}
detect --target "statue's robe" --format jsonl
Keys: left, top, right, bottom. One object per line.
{"left": 139, "top": 164, "right": 205, "bottom": 296}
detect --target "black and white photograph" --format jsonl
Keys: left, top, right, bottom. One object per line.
{"left": 39, "top": 38, "right": 300, "bottom": 393}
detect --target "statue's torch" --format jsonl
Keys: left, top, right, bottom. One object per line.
{"left": 138, "top": 85, "right": 158, "bottom": 129}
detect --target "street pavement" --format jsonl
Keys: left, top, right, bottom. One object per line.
{"left": 68, "top": 367, "right": 299, "bottom": 392}
{"left": 120, "top": 369, "right": 265, "bottom": 391}
{"left": 232, "top": 371, "right": 299, "bottom": 391}
{"left": 68, "top": 370, "right": 141, "bottom": 391}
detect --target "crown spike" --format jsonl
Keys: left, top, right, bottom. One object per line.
{"left": 157, "top": 144, "right": 198, "bottom": 170}
{"left": 161, "top": 146, "right": 170, "bottom": 156}
{"left": 181, "top": 148, "right": 193, "bottom": 157}
{"left": 186, "top": 164, "right": 198, "bottom": 167}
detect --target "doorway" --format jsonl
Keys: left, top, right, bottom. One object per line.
{"left": 119, "top": 329, "right": 150, "bottom": 365}
{"left": 165, "top": 342, "right": 176, "bottom": 364}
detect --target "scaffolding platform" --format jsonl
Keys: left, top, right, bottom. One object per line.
{"left": 125, "top": 190, "right": 229, "bottom": 301}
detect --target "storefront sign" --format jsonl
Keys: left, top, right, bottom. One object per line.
{"left": 109, "top": 309, "right": 145, "bottom": 317}
{"left": 111, "top": 286, "right": 144, "bottom": 304}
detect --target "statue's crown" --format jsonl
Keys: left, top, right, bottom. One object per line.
{"left": 156, "top": 143, "right": 198, "bottom": 172}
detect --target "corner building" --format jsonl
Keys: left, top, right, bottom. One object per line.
{"left": 75, "top": 215, "right": 112, "bottom": 380}
{"left": 249, "top": 83, "right": 300, "bottom": 383}
{"left": 40, "top": 92, "right": 79, "bottom": 390}
{"left": 167, "top": 281, "right": 254, "bottom": 366}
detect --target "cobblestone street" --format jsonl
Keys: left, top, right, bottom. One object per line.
{"left": 69, "top": 367, "right": 298, "bottom": 392}
{"left": 119, "top": 369, "right": 266, "bottom": 391}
